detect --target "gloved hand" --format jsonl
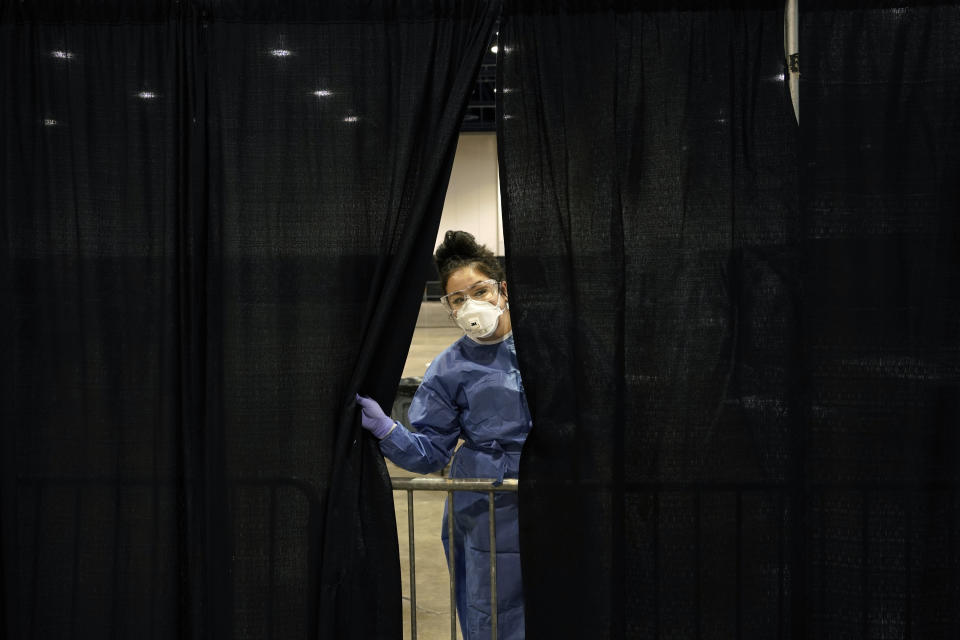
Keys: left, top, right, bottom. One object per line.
{"left": 356, "top": 394, "right": 396, "bottom": 439}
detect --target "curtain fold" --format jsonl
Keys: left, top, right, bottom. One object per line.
{"left": 1, "top": 1, "right": 499, "bottom": 638}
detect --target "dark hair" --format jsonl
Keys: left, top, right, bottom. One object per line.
{"left": 434, "top": 230, "right": 505, "bottom": 292}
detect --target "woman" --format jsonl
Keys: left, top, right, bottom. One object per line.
{"left": 356, "top": 230, "right": 532, "bottom": 640}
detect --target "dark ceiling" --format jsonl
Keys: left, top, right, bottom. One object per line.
{"left": 462, "top": 48, "right": 497, "bottom": 131}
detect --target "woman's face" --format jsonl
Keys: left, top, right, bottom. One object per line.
{"left": 444, "top": 265, "right": 511, "bottom": 340}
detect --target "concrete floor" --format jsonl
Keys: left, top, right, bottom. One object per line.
{"left": 391, "top": 301, "right": 464, "bottom": 639}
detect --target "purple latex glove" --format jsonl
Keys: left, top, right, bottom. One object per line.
{"left": 356, "top": 394, "right": 396, "bottom": 439}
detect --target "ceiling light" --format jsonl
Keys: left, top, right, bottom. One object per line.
{"left": 343, "top": 116, "right": 359, "bottom": 123}
{"left": 313, "top": 90, "right": 333, "bottom": 97}
{"left": 137, "top": 91, "right": 157, "bottom": 99}
{"left": 50, "top": 50, "right": 74, "bottom": 60}
{"left": 270, "top": 49, "right": 292, "bottom": 57}
{"left": 43, "top": 119, "right": 58, "bottom": 126}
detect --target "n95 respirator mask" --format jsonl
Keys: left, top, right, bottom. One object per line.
{"left": 453, "top": 297, "right": 504, "bottom": 339}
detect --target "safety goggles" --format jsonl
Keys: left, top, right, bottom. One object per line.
{"left": 439, "top": 279, "right": 500, "bottom": 313}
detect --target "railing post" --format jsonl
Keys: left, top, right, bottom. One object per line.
{"left": 448, "top": 490, "right": 457, "bottom": 640}
{"left": 489, "top": 490, "right": 497, "bottom": 640}
{"left": 407, "top": 489, "right": 417, "bottom": 640}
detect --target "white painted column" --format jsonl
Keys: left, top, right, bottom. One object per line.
{"left": 785, "top": 0, "right": 799, "bottom": 123}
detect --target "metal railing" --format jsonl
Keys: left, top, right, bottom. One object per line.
{"left": 390, "top": 476, "right": 519, "bottom": 640}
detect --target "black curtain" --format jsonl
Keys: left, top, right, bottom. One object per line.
{"left": 801, "top": 2, "right": 960, "bottom": 637}
{"left": 1, "top": 1, "right": 499, "bottom": 638}
{"left": 499, "top": 1, "right": 958, "bottom": 638}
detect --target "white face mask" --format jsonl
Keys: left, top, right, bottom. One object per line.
{"left": 454, "top": 296, "right": 504, "bottom": 339}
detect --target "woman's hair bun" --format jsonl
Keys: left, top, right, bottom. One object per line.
{"left": 435, "top": 230, "right": 482, "bottom": 266}
{"left": 434, "top": 229, "right": 503, "bottom": 289}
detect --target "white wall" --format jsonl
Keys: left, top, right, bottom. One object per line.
{"left": 436, "top": 132, "right": 503, "bottom": 256}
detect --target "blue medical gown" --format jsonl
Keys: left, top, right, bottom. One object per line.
{"left": 380, "top": 334, "right": 532, "bottom": 640}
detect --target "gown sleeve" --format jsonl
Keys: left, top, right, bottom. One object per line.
{"left": 378, "top": 374, "right": 461, "bottom": 474}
